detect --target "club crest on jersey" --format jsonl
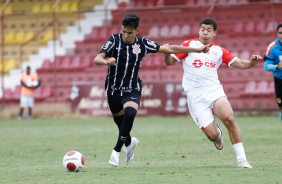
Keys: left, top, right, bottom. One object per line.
{"left": 192, "top": 60, "right": 203, "bottom": 68}
{"left": 132, "top": 43, "right": 141, "bottom": 54}
{"left": 277, "top": 98, "right": 281, "bottom": 104}
{"left": 103, "top": 41, "right": 112, "bottom": 49}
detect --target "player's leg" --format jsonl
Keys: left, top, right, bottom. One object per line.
{"left": 107, "top": 95, "right": 124, "bottom": 167}
{"left": 186, "top": 92, "right": 222, "bottom": 149}
{"left": 18, "top": 96, "right": 26, "bottom": 120}
{"left": 213, "top": 96, "right": 252, "bottom": 168}
{"left": 27, "top": 96, "right": 34, "bottom": 120}
{"left": 274, "top": 77, "right": 282, "bottom": 122}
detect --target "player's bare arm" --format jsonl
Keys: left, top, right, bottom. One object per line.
{"left": 94, "top": 52, "right": 116, "bottom": 66}
{"left": 231, "top": 55, "right": 262, "bottom": 69}
{"left": 158, "top": 45, "right": 208, "bottom": 54}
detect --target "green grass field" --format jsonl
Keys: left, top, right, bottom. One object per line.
{"left": 0, "top": 116, "right": 281, "bottom": 184}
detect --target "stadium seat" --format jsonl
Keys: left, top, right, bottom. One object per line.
{"left": 3, "top": 89, "right": 13, "bottom": 101}
{"left": 241, "top": 81, "right": 256, "bottom": 96}
{"left": 34, "top": 87, "right": 43, "bottom": 100}
{"left": 239, "top": 51, "right": 250, "bottom": 60}
{"left": 12, "top": 86, "right": 21, "bottom": 101}
{"left": 41, "top": 86, "right": 53, "bottom": 99}
{"left": 243, "top": 22, "right": 255, "bottom": 36}
{"left": 4, "top": 59, "right": 18, "bottom": 73}
{"left": 69, "top": 56, "right": 83, "bottom": 70}
{"left": 170, "top": 25, "right": 180, "bottom": 38}
{"left": 14, "top": 31, "right": 25, "bottom": 44}
{"left": 38, "top": 30, "right": 53, "bottom": 44}
{"left": 256, "top": 80, "right": 268, "bottom": 96}
{"left": 81, "top": 56, "right": 92, "bottom": 68}
{"left": 180, "top": 24, "right": 191, "bottom": 38}
{"left": 263, "top": 21, "right": 277, "bottom": 35}
{"left": 229, "top": 22, "right": 243, "bottom": 36}
{"left": 70, "top": 1, "right": 80, "bottom": 11}
{"left": 254, "top": 21, "right": 266, "bottom": 35}
{"left": 58, "top": 56, "right": 72, "bottom": 71}
{"left": 37, "top": 59, "right": 53, "bottom": 72}
{"left": 24, "top": 31, "right": 35, "bottom": 43}
{"left": 4, "top": 31, "right": 16, "bottom": 44}
{"left": 31, "top": 4, "right": 41, "bottom": 13}
{"left": 190, "top": 24, "right": 199, "bottom": 37}
{"left": 160, "top": 26, "right": 170, "bottom": 38}
{"left": 41, "top": 3, "right": 52, "bottom": 12}
{"left": 146, "top": 26, "right": 159, "bottom": 39}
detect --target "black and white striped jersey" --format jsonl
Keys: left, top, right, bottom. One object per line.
{"left": 99, "top": 33, "right": 160, "bottom": 96}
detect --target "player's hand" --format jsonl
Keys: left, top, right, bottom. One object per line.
{"left": 106, "top": 57, "right": 116, "bottom": 66}
{"left": 250, "top": 55, "right": 262, "bottom": 65}
{"left": 196, "top": 45, "right": 209, "bottom": 53}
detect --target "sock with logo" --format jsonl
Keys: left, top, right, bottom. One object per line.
{"left": 114, "top": 107, "right": 136, "bottom": 152}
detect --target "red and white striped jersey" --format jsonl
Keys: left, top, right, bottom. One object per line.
{"left": 172, "top": 38, "right": 237, "bottom": 92}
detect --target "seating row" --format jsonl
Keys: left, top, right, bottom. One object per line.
{"left": 1, "top": 86, "right": 52, "bottom": 101}
{"left": 37, "top": 55, "right": 93, "bottom": 72}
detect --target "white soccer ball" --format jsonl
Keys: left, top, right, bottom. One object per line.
{"left": 63, "top": 151, "right": 84, "bottom": 172}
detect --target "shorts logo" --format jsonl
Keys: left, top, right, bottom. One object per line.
{"left": 131, "top": 97, "right": 138, "bottom": 99}
{"left": 277, "top": 98, "right": 281, "bottom": 104}
{"left": 132, "top": 43, "right": 141, "bottom": 54}
{"left": 192, "top": 60, "right": 203, "bottom": 68}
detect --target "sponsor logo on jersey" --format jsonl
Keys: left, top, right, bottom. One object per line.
{"left": 192, "top": 60, "right": 203, "bottom": 68}
{"left": 132, "top": 43, "right": 141, "bottom": 54}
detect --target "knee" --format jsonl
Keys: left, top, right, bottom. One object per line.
{"left": 124, "top": 107, "right": 137, "bottom": 119}
{"left": 223, "top": 115, "right": 236, "bottom": 128}
{"left": 206, "top": 131, "right": 219, "bottom": 142}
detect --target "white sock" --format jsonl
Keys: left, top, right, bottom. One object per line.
{"left": 233, "top": 142, "right": 247, "bottom": 163}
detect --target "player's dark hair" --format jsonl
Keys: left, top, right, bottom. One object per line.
{"left": 277, "top": 24, "right": 282, "bottom": 32}
{"left": 200, "top": 18, "right": 217, "bottom": 31}
{"left": 122, "top": 13, "right": 140, "bottom": 29}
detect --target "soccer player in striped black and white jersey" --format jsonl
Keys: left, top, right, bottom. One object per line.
{"left": 164, "top": 18, "right": 262, "bottom": 168}
{"left": 94, "top": 13, "right": 208, "bottom": 167}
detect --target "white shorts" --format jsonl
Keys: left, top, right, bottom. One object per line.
{"left": 20, "top": 96, "right": 34, "bottom": 108}
{"left": 186, "top": 85, "right": 226, "bottom": 130}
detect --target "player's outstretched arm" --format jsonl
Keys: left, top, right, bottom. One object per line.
{"left": 94, "top": 52, "right": 116, "bottom": 66}
{"left": 158, "top": 45, "right": 209, "bottom": 54}
{"left": 231, "top": 55, "right": 262, "bottom": 69}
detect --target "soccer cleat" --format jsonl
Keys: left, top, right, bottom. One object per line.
{"left": 109, "top": 149, "right": 120, "bottom": 167}
{"left": 238, "top": 160, "right": 252, "bottom": 168}
{"left": 123, "top": 137, "right": 139, "bottom": 164}
{"left": 214, "top": 123, "right": 223, "bottom": 150}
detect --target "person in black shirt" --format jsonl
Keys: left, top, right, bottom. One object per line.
{"left": 94, "top": 13, "right": 208, "bottom": 167}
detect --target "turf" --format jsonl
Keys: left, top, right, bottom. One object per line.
{"left": 0, "top": 116, "right": 281, "bottom": 184}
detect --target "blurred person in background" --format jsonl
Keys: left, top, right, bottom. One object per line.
{"left": 94, "top": 13, "right": 208, "bottom": 167}
{"left": 264, "top": 24, "right": 282, "bottom": 122}
{"left": 164, "top": 18, "right": 262, "bottom": 168}
{"left": 18, "top": 66, "right": 39, "bottom": 120}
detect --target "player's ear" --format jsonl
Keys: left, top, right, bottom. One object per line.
{"left": 136, "top": 28, "right": 139, "bottom": 34}
{"left": 214, "top": 30, "right": 217, "bottom": 36}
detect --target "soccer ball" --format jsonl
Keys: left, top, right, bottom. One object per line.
{"left": 63, "top": 151, "right": 84, "bottom": 172}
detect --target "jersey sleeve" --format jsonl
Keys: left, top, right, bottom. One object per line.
{"left": 172, "top": 40, "right": 190, "bottom": 61}
{"left": 222, "top": 48, "right": 236, "bottom": 67}
{"left": 143, "top": 38, "right": 160, "bottom": 53}
{"left": 99, "top": 35, "right": 115, "bottom": 57}
{"left": 264, "top": 42, "right": 276, "bottom": 61}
